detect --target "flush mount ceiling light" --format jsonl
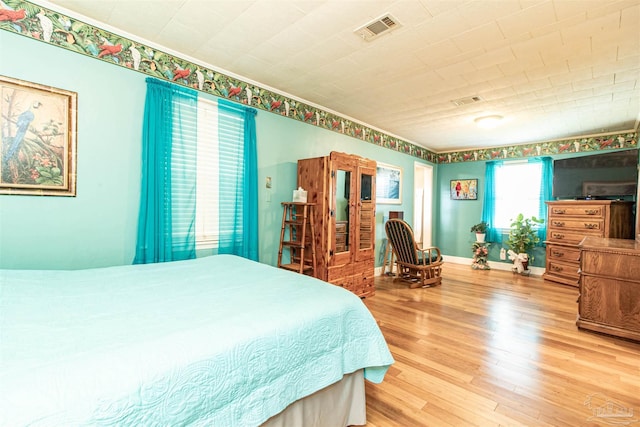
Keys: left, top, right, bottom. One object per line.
{"left": 474, "top": 115, "right": 504, "bottom": 129}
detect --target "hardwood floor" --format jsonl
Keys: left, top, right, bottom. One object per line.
{"left": 363, "top": 263, "right": 640, "bottom": 426}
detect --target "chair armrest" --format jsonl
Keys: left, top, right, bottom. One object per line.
{"left": 419, "top": 247, "right": 442, "bottom": 265}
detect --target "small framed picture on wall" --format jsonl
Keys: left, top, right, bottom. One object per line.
{"left": 376, "top": 163, "right": 402, "bottom": 204}
{"left": 450, "top": 179, "right": 477, "bottom": 200}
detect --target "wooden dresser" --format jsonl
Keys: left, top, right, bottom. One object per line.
{"left": 543, "top": 200, "right": 635, "bottom": 287}
{"left": 578, "top": 237, "right": 640, "bottom": 342}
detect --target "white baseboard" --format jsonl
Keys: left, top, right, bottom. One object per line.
{"left": 375, "top": 256, "right": 544, "bottom": 277}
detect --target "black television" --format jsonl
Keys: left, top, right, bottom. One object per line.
{"left": 552, "top": 148, "right": 639, "bottom": 200}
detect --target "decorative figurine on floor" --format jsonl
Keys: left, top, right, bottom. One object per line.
{"left": 508, "top": 249, "right": 529, "bottom": 275}
{"left": 471, "top": 241, "right": 490, "bottom": 270}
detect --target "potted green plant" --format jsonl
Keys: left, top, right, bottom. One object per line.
{"left": 505, "top": 213, "right": 544, "bottom": 274}
{"left": 470, "top": 221, "right": 488, "bottom": 243}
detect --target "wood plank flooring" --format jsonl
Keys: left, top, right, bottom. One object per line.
{"left": 363, "top": 263, "right": 640, "bottom": 426}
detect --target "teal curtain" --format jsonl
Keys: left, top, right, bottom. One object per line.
{"left": 217, "top": 99, "right": 259, "bottom": 261}
{"left": 481, "top": 160, "right": 502, "bottom": 243}
{"left": 531, "top": 156, "right": 553, "bottom": 243}
{"left": 134, "top": 78, "right": 198, "bottom": 264}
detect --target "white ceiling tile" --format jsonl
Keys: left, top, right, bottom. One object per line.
{"left": 470, "top": 46, "right": 516, "bottom": 69}
{"left": 525, "top": 60, "right": 570, "bottom": 81}
{"left": 171, "top": 2, "right": 234, "bottom": 32}
{"left": 572, "top": 74, "right": 616, "bottom": 92}
{"left": 592, "top": 80, "right": 637, "bottom": 95}
{"left": 50, "top": 0, "right": 117, "bottom": 21}
{"left": 155, "top": 20, "right": 209, "bottom": 56}
{"left": 497, "top": 55, "right": 545, "bottom": 77}
{"left": 434, "top": 60, "right": 476, "bottom": 79}
{"left": 620, "top": 2, "right": 640, "bottom": 27}
{"left": 560, "top": 9, "right": 621, "bottom": 42}
{"left": 549, "top": 68, "right": 594, "bottom": 86}
{"left": 419, "top": 0, "right": 468, "bottom": 17}
{"left": 386, "top": 0, "right": 434, "bottom": 25}
{"left": 105, "top": 1, "right": 185, "bottom": 39}
{"left": 613, "top": 33, "right": 640, "bottom": 60}
{"left": 458, "top": 0, "right": 523, "bottom": 24}
{"left": 414, "top": 39, "right": 462, "bottom": 67}
{"left": 567, "top": 50, "right": 618, "bottom": 72}
{"left": 513, "top": 78, "right": 553, "bottom": 95}
{"left": 614, "top": 69, "right": 640, "bottom": 84}
{"left": 412, "top": 9, "right": 473, "bottom": 45}
{"left": 552, "top": 0, "right": 595, "bottom": 21}
{"left": 540, "top": 37, "right": 591, "bottom": 65}
{"left": 530, "top": 13, "right": 587, "bottom": 38}
{"left": 510, "top": 31, "right": 563, "bottom": 60}
{"left": 46, "top": 0, "right": 640, "bottom": 151}
{"left": 497, "top": 1, "right": 556, "bottom": 39}
{"left": 586, "top": 0, "right": 640, "bottom": 19}
{"left": 462, "top": 65, "right": 505, "bottom": 85}
{"left": 451, "top": 22, "right": 506, "bottom": 53}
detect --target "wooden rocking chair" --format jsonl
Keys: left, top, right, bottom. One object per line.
{"left": 384, "top": 219, "right": 443, "bottom": 288}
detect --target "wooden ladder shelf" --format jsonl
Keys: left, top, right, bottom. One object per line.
{"left": 278, "top": 202, "right": 317, "bottom": 276}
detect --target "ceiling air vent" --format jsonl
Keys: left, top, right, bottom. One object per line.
{"left": 355, "top": 14, "right": 401, "bottom": 42}
{"left": 451, "top": 96, "right": 483, "bottom": 107}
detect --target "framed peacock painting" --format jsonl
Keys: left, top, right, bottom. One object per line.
{"left": 0, "top": 75, "right": 77, "bottom": 196}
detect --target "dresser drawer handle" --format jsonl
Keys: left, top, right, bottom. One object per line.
{"left": 584, "top": 209, "right": 599, "bottom": 215}
{"left": 552, "top": 250, "right": 564, "bottom": 257}
{"left": 553, "top": 233, "right": 565, "bottom": 239}
{"left": 584, "top": 223, "right": 598, "bottom": 229}
{"left": 553, "top": 221, "right": 565, "bottom": 227}
{"left": 552, "top": 265, "right": 563, "bottom": 272}
{"left": 554, "top": 209, "right": 566, "bottom": 214}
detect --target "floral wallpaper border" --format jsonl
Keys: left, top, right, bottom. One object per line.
{"left": 1, "top": 0, "right": 637, "bottom": 164}
{"left": 437, "top": 131, "right": 638, "bottom": 164}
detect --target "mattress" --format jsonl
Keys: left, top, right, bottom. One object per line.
{"left": 0, "top": 255, "right": 393, "bottom": 426}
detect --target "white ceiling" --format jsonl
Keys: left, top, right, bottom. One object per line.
{"left": 46, "top": 0, "right": 640, "bottom": 152}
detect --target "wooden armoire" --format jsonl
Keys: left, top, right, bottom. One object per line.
{"left": 297, "top": 152, "right": 376, "bottom": 298}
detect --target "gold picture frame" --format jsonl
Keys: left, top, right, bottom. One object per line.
{"left": 0, "top": 75, "right": 77, "bottom": 196}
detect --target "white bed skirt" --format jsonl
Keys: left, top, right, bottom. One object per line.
{"left": 262, "top": 370, "right": 366, "bottom": 427}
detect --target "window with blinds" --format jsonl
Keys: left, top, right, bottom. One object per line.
{"left": 493, "top": 161, "right": 543, "bottom": 229}
{"left": 191, "top": 97, "right": 246, "bottom": 249}
{"left": 195, "top": 98, "right": 219, "bottom": 249}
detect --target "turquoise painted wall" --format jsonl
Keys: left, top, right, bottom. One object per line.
{"left": 0, "top": 30, "right": 431, "bottom": 270}
{"left": 437, "top": 161, "right": 547, "bottom": 268}
{"left": 0, "top": 30, "right": 144, "bottom": 269}
{"left": 256, "top": 111, "right": 434, "bottom": 267}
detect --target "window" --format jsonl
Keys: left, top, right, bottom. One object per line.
{"left": 195, "top": 98, "right": 219, "bottom": 248}
{"left": 136, "top": 79, "right": 256, "bottom": 264}
{"left": 192, "top": 97, "right": 247, "bottom": 250}
{"left": 493, "top": 161, "right": 543, "bottom": 229}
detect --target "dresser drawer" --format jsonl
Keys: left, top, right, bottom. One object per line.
{"left": 547, "top": 245, "right": 581, "bottom": 263}
{"left": 547, "top": 260, "right": 580, "bottom": 283}
{"left": 548, "top": 218, "right": 603, "bottom": 233}
{"left": 549, "top": 205, "right": 605, "bottom": 218}
{"left": 546, "top": 258, "right": 580, "bottom": 282}
{"left": 547, "top": 229, "right": 600, "bottom": 244}
{"left": 581, "top": 250, "right": 640, "bottom": 280}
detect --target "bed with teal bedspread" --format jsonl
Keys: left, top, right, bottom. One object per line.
{"left": 0, "top": 255, "right": 393, "bottom": 426}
